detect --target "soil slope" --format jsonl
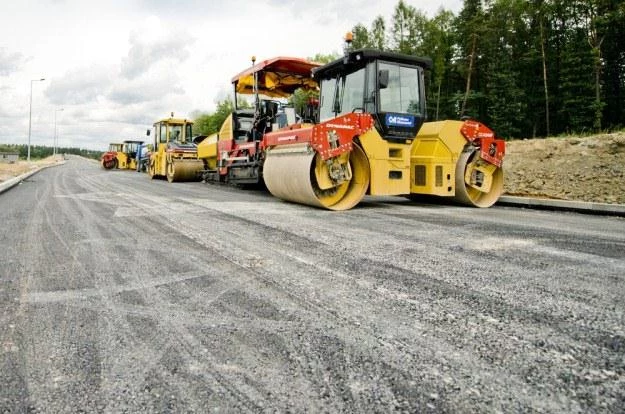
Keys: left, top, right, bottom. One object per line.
{"left": 504, "top": 132, "right": 625, "bottom": 205}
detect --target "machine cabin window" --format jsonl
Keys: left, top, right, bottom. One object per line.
{"left": 185, "top": 124, "right": 192, "bottom": 142}
{"left": 378, "top": 62, "right": 422, "bottom": 115}
{"left": 160, "top": 124, "right": 167, "bottom": 144}
{"left": 318, "top": 68, "right": 365, "bottom": 122}
{"left": 170, "top": 125, "right": 183, "bottom": 142}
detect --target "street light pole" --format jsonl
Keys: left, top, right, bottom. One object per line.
{"left": 54, "top": 108, "right": 64, "bottom": 156}
{"left": 27, "top": 78, "right": 46, "bottom": 162}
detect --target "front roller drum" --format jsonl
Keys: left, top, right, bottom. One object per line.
{"left": 263, "top": 144, "right": 370, "bottom": 211}
{"left": 166, "top": 159, "right": 203, "bottom": 183}
{"left": 453, "top": 148, "right": 504, "bottom": 207}
{"left": 102, "top": 158, "right": 117, "bottom": 169}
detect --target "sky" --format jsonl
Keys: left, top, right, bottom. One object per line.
{"left": 0, "top": 0, "right": 462, "bottom": 151}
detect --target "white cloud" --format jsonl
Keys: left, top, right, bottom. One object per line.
{"left": 45, "top": 66, "right": 113, "bottom": 105}
{"left": 108, "top": 67, "right": 185, "bottom": 105}
{"left": 121, "top": 16, "right": 194, "bottom": 79}
{"left": 0, "top": 0, "right": 463, "bottom": 151}
{"left": 0, "top": 48, "right": 28, "bottom": 76}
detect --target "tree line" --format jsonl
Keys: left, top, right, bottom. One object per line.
{"left": 0, "top": 144, "right": 102, "bottom": 161}
{"left": 352, "top": 0, "right": 624, "bottom": 138}
{"left": 193, "top": 0, "right": 624, "bottom": 140}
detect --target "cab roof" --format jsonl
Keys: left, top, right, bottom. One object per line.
{"left": 313, "top": 49, "right": 433, "bottom": 79}
{"left": 153, "top": 117, "right": 193, "bottom": 126}
{"left": 232, "top": 56, "right": 320, "bottom": 98}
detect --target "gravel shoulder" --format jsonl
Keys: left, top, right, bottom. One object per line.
{"left": 0, "top": 156, "right": 64, "bottom": 183}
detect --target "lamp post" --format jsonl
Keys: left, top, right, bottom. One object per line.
{"left": 54, "top": 108, "right": 64, "bottom": 156}
{"left": 27, "top": 78, "right": 46, "bottom": 162}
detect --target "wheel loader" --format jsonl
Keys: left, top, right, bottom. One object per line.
{"left": 196, "top": 56, "right": 321, "bottom": 185}
{"left": 101, "top": 140, "right": 144, "bottom": 170}
{"left": 148, "top": 115, "right": 203, "bottom": 182}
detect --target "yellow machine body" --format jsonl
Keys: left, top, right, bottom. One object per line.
{"left": 196, "top": 114, "right": 234, "bottom": 171}
{"left": 410, "top": 120, "right": 467, "bottom": 197}
{"left": 196, "top": 132, "right": 218, "bottom": 170}
{"left": 410, "top": 120, "right": 504, "bottom": 207}
{"left": 101, "top": 141, "right": 142, "bottom": 170}
{"left": 148, "top": 117, "right": 203, "bottom": 182}
{"left": 357, "top": 129, "right": 412, "bottom": 196}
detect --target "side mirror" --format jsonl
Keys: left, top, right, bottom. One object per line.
{"left": 146, "top": 129, "right": 151, "bottom": 136}
{"left": 379, "top": 69, "right": 389, "bottom": 89}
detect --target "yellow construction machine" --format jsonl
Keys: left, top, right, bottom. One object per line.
{"left": 148, "top": 115, "right": 203, "bottom": 182}
{"left": 261, "top": 41, "right": 505, "bottom": 209}
{"left": 196, "top": 56, "right": 320, "bottom": 184}
{"left": 197, "top": 36, "right": 505, "bottom": 210}
{"left": 101, "top": 140, "right": 143, "bottom": 170}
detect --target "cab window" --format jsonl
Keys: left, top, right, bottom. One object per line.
{"left": 378, "top": 62, "right": 422, "bottom": 115}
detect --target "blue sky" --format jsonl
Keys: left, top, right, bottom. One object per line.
{"left": 0, "top": 0, "right": 462, "bottom": 150}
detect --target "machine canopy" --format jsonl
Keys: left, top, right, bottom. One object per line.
{"left": 232, "top": 57, "right": 320, "bottom": 98}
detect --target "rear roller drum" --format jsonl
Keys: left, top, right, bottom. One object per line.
{"left": 453, "top": 148, "right": 504, "bottom": 207}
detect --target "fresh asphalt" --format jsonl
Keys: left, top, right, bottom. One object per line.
{"left": 1, "top": 157, "right": 624, "bottom": 412}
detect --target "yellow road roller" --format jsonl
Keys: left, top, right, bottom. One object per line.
{"left": 148, "top": 115, "right": 203, "bottom": 182}
{"left": 261, "top": 46, "right": 505, "bottom": 210}
{"left": 101, "top": 140, "right": 143, "bottom": 170}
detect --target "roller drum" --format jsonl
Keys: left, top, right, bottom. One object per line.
{"left": 263, "top": 144, "right": 370, "bottom": 211}
{"left": 166, "top": 159, "right": 203, "bottom": 183}
{"left": 453, "top": 148, "right": 504, "bottom": 207}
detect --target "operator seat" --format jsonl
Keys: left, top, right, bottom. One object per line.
{"left": 233, "top": 109, "right": 255, "bottom": 142}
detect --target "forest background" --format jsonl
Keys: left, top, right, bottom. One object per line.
{"left": 194, "top": 0, "right": 625, "bottom": 141}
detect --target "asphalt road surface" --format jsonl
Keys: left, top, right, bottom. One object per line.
{"left": 1, "top": 157, "right": 624, "bottom": 413}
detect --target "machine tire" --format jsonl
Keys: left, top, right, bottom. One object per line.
{"left": 166, "top": 161, "right": 175, "bottom": 183}
{"left": 453, "top": 148, "right": 504, "bottom": 208}
{"left": 148, "top": 159, "right": 157, "bottom": 179}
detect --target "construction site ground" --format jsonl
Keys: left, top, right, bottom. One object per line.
{"left": 0, "top": 156, "right": 63, "bottom": 183}
{"left": 1, "top": 157, "right": 623, "bottom": 412}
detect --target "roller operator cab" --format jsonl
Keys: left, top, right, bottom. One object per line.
{"left": 148, "top": 116, "right": 203, "bottom": 182}
{"left": 316, "top": 49, "right": 429, "bottom": 141}
{"left": 262, "top": 48, "right": 506, "bottom": 210}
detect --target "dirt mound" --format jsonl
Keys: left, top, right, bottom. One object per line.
{"left": 504, "top": 132, "right": 625, "bottom": 205}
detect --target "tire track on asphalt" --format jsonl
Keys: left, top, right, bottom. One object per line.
{"left": 74, "top": 166, "right": 274, "bottom": 411}
{"left": 126, "top": 195, "right": 556, "bottom": 412}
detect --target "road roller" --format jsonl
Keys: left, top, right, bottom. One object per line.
{"left": 101, "top": 140, "right": 144, "bottom": 170}
{"left": 261, "top": 46, "right": 505, "bottom": 210}
{"left": 196, "top": 56, "right": 320, "bottom": 185}
{"left": 148, "top": 115, "right": 203, "bottom": 182}
{"left": 101, "top": 143, "right": 123, "bottom": 169}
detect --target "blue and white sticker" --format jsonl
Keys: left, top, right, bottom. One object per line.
{"left": 386, "top": 113, "right": 415, "bottom": 128}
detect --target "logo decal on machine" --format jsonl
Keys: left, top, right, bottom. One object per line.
{"left": 386, "top": 114, "right": 415, "bottom": 127}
